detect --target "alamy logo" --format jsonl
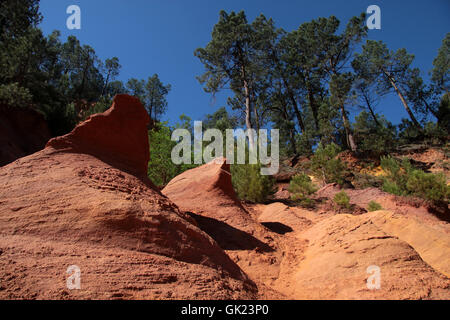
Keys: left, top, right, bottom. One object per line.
{"left": 171, "top": 121, "right": 279, "bottom": 175}
{"left": 66, "top": 265, "right": 81, "bottom": 290}
{"left": 66, "top": 5, "right": 81, "bottom": 30}
{"left": 366, "top": 5, "right": 381, "bottom": 30}
{"left": 366, "top": 265, "right": 381, "bottom": 290}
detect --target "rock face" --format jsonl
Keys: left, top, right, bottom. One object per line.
{"left": 163, "top": 158, "right": 253, "bottom": 230}
{"left": 47, "top": 95, "right": 150, "bottom": 177}
{"left": 0, "top": 104, "right": 51, "bottom": 167}
{"left": 163, "top": 160, "right": 450, "bottom": 300}
{"left": 292, "top": 213, "right": 450, "bottom": 299}
{"left": 0, "top": 95, "right": 256, "bottom": 299}
{"left": 1, "top": 94, "right": 448, "bottom": 300}
{"left": 162, "top": 159, "right": 284, "bottom": 296}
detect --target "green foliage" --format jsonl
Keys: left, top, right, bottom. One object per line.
{"left": 406, "top": 170, "right": 449, "bottom": 202}
{"left": 397, "top": 118, "right": 422, "bottom": 144}
{"left": 381, "top": 155, "right": 449, "bottom": 202}
{"left": 288, "top": 173, "right": 317, "bottom": 203}
{"left": 367, "top": 201, "right": 383, "bottom": 212}
{"left": 147, "top": 121, "right": 197, "bottom": 187}
{"left": 382, "top": 179, "right": 403, "bottom": 196}
{"left": 231, "top": 163, "right": 275, "bottom": 203}
{"left": 431, "top": 32, "right": 449, "bottom": 93}
{"left": 437, "top": 93, "right": 450, "bottom": 133}
{"left": 311, "top": 143, "right": 347, "bottom": 185}
{"left": 333, "top": 191, "right": 350, "bottom": 209}
{"left": 354, "top": 40, "right": 423, "bottom": 128}
{"left": 353, "top": 111, "right": 397, "bottom": 155}
{"left": 126, "top": 75, "right": 171, "bottom": 121}
{"left": 0, "top": 1, "right": 171, "bottom": 139}
{"left": 380, "top": 155, "right": 411, "bottom": 195}
{"left": 0, "top": 83, "right": 33, "bottom": 107}
{"left": 423, "top": 121, "right": 448, "bottom": 144}
{"left": 39, "top": 102, "right": 77, "bottom": 137}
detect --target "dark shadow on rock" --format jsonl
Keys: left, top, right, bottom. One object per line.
{"left": 261, "top": 222, "right": 293, "bottom": 235}
{"left": 186, "top": 212, "right": 274, "bottom": 252}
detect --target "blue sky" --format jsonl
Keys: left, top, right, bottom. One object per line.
{"left": 38, "top": 0, "right": 450, "bottom": 126}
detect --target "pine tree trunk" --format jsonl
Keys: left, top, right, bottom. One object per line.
{"left": 384, "top": 71, "right": 422, "bottom": 129}
{"left": 241, "top": 66, "right": 255, "bottom": 151}
{"left": 288, "top": 93, "right": 306, "bottom": 134}
{"left": 101, "top": 72, "right": 111, "bottom": 97}
{"left": 306, "top": 83, "right": 319, "bottom": 130}
{"left": 363, "top": 95, "right": 381, "bottom": 127}
{"left": 422, "top": 97, "right": 439, "bottom": 119}
{"left": 341, "top": 103, "right": 357, "bottom": 152}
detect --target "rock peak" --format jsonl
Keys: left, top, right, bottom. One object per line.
{"left": 46, "top": 94, "right": 150, "bottom": 176}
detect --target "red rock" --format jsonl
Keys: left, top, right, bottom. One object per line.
{"left": 0, "top": 97, "right": 256, "bottom": 299}
{"left": 47, "top": 94, "right": 150, "bottom": 177}
{"left": 162, "top": 158, "right": 284, "bottom": 295}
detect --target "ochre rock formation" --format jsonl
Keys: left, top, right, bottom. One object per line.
{"left": 0, "top": 95, "right": 255, "bottom": 299}
{"left": 46, "top": 95, "right": 150, "bottom": 177}
{"left": 162, "top": 158, "right": 284, "bottom": 296}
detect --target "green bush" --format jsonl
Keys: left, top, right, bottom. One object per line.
{"left": 311, "top": 143, "right": 347, "bottom": 185}
{"left": 406, "top": 170, "right": 449, "bottom": 202}
{"left": 232, "top": 163, "right": 275, "bottom": 203}
{"left": 367, "top": 201, "right": 383, "bottom": 212}
{"left": 288, "top": 173, "right": 318, "bottom": 202}
{"left": 0, "top": 83, "right": 33, "bottom": 107}
{"left": 381, "top": 155, "right": 449, "bottom": 202}
{"left": 382, "top": 180, "right": 404, "bottom": 196}
{"left": 334, "top": 191, "right": 350, "bottom": 209}
{"left": 380, "top": 156, "right": 411, "bottom": 195}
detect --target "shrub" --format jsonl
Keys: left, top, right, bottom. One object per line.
{"left": 381, "top": 155, "right": 449, "bottom": 203}
{"left": 0, "top": 83, "right": 33, "bottom": 107}
{"left": 406, "top": 170, "right": 449, "bottom": 202}
{"left": 334, "top": 191, "right": 350, "bottom": 209}
{"left": 231, "top": 163, "right": 275, "bottom": 203}
{"left": 380, "top": 156, "right": 411, "bottom": 195}
{"left": 289, "top": 173, "right": 318, "bottom": 202}
{"left": 367, "top": 201, "right": 383, "bottom": 212}
{"left": 382, "top": 180, "right": 404, "bottom": 196}
{"left": 311, "top": 143, "right": 347, "bottom": 185}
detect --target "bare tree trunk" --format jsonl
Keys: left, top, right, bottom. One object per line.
{"left": 306, "top": 82, "right": 319, "bottom": 130}
{"left": 288, "top": 92, "right": 306, "bottom": 134}
{"left": 422, "top": 97, "right": 439, "bottom": 119}
{"left": 241, "top": 66, "right": 255, "bottom": 151}
{"left": 341, "top": 103, "right": 357, "bottom": 152}
{"left": 384, "top": 71, "right": 422, "bottom": 129}
{"left": 101, "top": 71, "right": 111, "bottom": 97}
{"left": 363, "top": 94, "right": 381, "bottom": 127}
{"left": 254, "top": 105, "right": 260, "bottom": 132}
